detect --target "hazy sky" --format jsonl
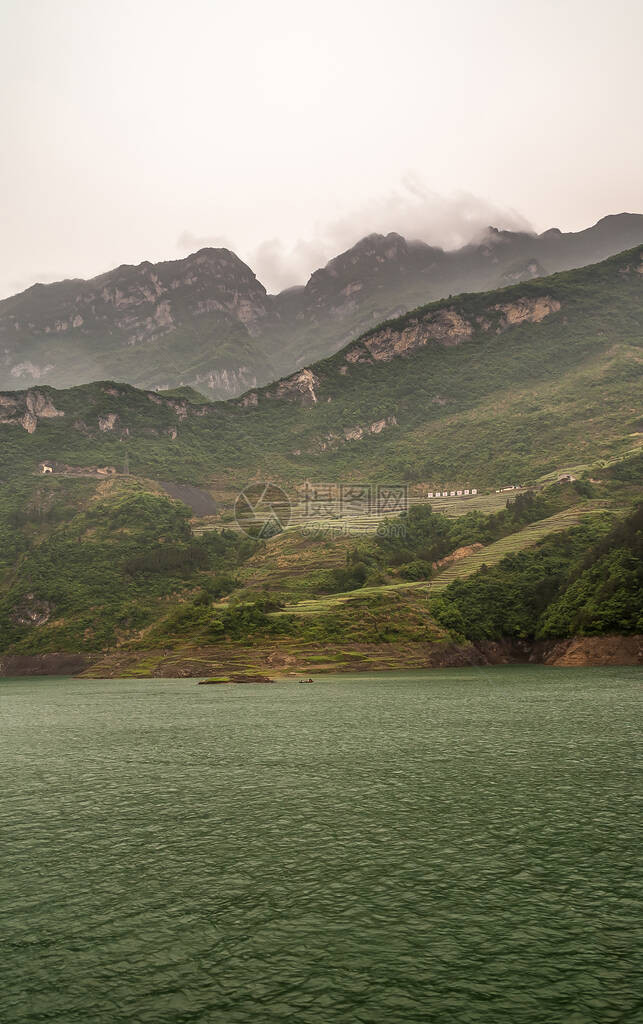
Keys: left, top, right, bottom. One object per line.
{"left": 1, "top": 0, "right": 642, "bottom": 296}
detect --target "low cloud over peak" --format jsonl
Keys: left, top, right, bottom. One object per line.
{"left": 178, "top": 180, "right": 534, "bottom": 293}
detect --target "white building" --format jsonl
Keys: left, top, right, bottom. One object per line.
{"left": 428, "top": 485, "right": 479, "bottom": 499}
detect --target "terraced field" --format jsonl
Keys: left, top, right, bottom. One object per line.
{"left": 279, "top": 504, "right": 616, "bottom": 616}
{"left": 289, "top": 490, "right": 529, "bottom": 535}
{"left": 427, "top": 505, "right": 614, "bottom": 591}
{"left": 534, "top": 439, "right": 642, "bottom": 485}
{"left": 192, "top": 488, "right": 530, "bottom": 537}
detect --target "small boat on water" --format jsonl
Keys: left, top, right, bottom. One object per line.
{"left": 298, "top": 677, "right": 314, "bottom": 684}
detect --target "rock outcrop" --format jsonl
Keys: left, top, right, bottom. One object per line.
{"left": 264, "top": 368, "right": 321, "bottom": 405}
{"left": 10, "top": 594, "right": 53, "bottom": 627}
{"left": 1, "top": 215, "right": 641, "bottom": 399}
{"left": 0, "top": 389, "right": 64, "bottom": 432}
{"left": 98, "top": 413, "right": 119, "bottom": 432}
{"left": 346, "top": 308, "right": 474, "bottom": 364}
{"left": 539, "top": 634, "right": 642, "bottom": 666}
{"left": 0, "top": 249, "right": 275, "bottom": 400}
{"left": 343, "top": 293, "right": 560, "bottom": 369}
{"left": 494, "top": 296, "right": 561, "bottom": 326}
{"left": 433, "top": 543, "right": 484, "bottom": 571}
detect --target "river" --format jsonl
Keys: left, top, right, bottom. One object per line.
{"left": 1, "top": 666, "right": 640, "bottom": 1023}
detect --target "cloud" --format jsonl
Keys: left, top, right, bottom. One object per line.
{"left": 178, "top": 179, "right": 535, "bottom": 292}
{"left": 248, "top": 237, "right": 330, "bottom": 293}
{"left": 329, "top": 175, "right": 534, "bottom": 252}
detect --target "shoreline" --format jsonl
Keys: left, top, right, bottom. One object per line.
{"left": 0, "top": 635, "right": 640, "bottom": 679}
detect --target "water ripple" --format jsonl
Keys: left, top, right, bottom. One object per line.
{"left": 1, "top": 667, "right": 641, "bottom": 1023}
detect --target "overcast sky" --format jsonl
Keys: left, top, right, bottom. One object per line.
{"left": 1, "top": 0, "right": 641, "bottom": 296}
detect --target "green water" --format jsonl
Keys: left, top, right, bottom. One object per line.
{"left": 1, "top": 667, "right": 641, "bottom": 1023}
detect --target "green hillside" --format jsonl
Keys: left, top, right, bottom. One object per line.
{"left": 0, "top": 248, "right": 641, "bottom": 667}
{"left": 0, "top": 466, "right": 638, "bottom": 660}
{"left": 431, "top": 504, "right": 642, "bottom": 643}
{"left": 241, "top": 245, "right": 642, "bottom": 489}
{"left": 0, "top": 247, "right": 641, "bottom": 497}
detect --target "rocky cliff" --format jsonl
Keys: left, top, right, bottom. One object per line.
{"left": 0, "top": 249, "right": 276, "bottom": 400}
{"left": 1, "top": 213, "right": 641, "bottom": 399}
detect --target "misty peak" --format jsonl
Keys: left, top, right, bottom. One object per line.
{"left": 0, "top": 212, "right": 641, "bottom": 401}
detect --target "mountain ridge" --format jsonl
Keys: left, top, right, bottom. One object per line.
{"left": 1, "top": 245, "right": 641, "bottom": 495}
{"left": 1, "top": 213, "right": 642, "bottom": 400}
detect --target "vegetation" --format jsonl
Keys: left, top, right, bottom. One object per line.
{"left": 0, "top": 248, "right": 641, "bottom": 494}
{"left": 431, "top": 505, "right": 642, "bottom": 643}
{"left": 0, "top": 484, "right": 253, "bottom": 653}
{"left": 0, "top": 250, "right": 640, "bottom": 664}
{"left": 538, "top": 506, "right": 643, "bottom": 637}
{"left": 5, "top": 216, "right": 641, "bottom": 401}
{"left": 372, "top": 482, "right": 583, "bottom": 579}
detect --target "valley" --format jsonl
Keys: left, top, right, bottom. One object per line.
{"left": 4, "top": 13, "right": 641, "bottom": 1024}
{"left": 0, "top": 247, "right": 640, "bottom": 673}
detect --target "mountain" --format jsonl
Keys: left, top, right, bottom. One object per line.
{"left": 1, "top": 213, "right": 642, "bottom": 399}
{"left": 0, "top": 249, "right": 276, "bottom": 399}
{"left": 270, "top": 213, "right": 643, "bottom": 368}
{"left": 0, "top": 247, "right": 640, "bottom": 667}
{"left": 1, "top": 246, "right": 641, "bottom": 493}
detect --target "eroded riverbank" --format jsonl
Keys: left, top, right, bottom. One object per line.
{"left": 1, "top": 634, "right": 640, "bottom": 678}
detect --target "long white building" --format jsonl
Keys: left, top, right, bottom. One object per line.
{"left": 427, "top": 487, "right": 478, "bottom": 499}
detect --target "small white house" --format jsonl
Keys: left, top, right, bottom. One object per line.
{"left": 449, "top": 490, "right": 456, "bottom": 497}
{"left": 427, "top": 491, "right": 434, "bottom": 498}
{"left": 464, "top": 489, "right": 470, "bottom": 495}
{"left": 40, "top": 463, "right": 54, "bottom": 475}
{"left": 472, "top": 488, "right": 478, "bottom": 495}
{"left": 456, "top": 490, "right": 463, "bottom": 496}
